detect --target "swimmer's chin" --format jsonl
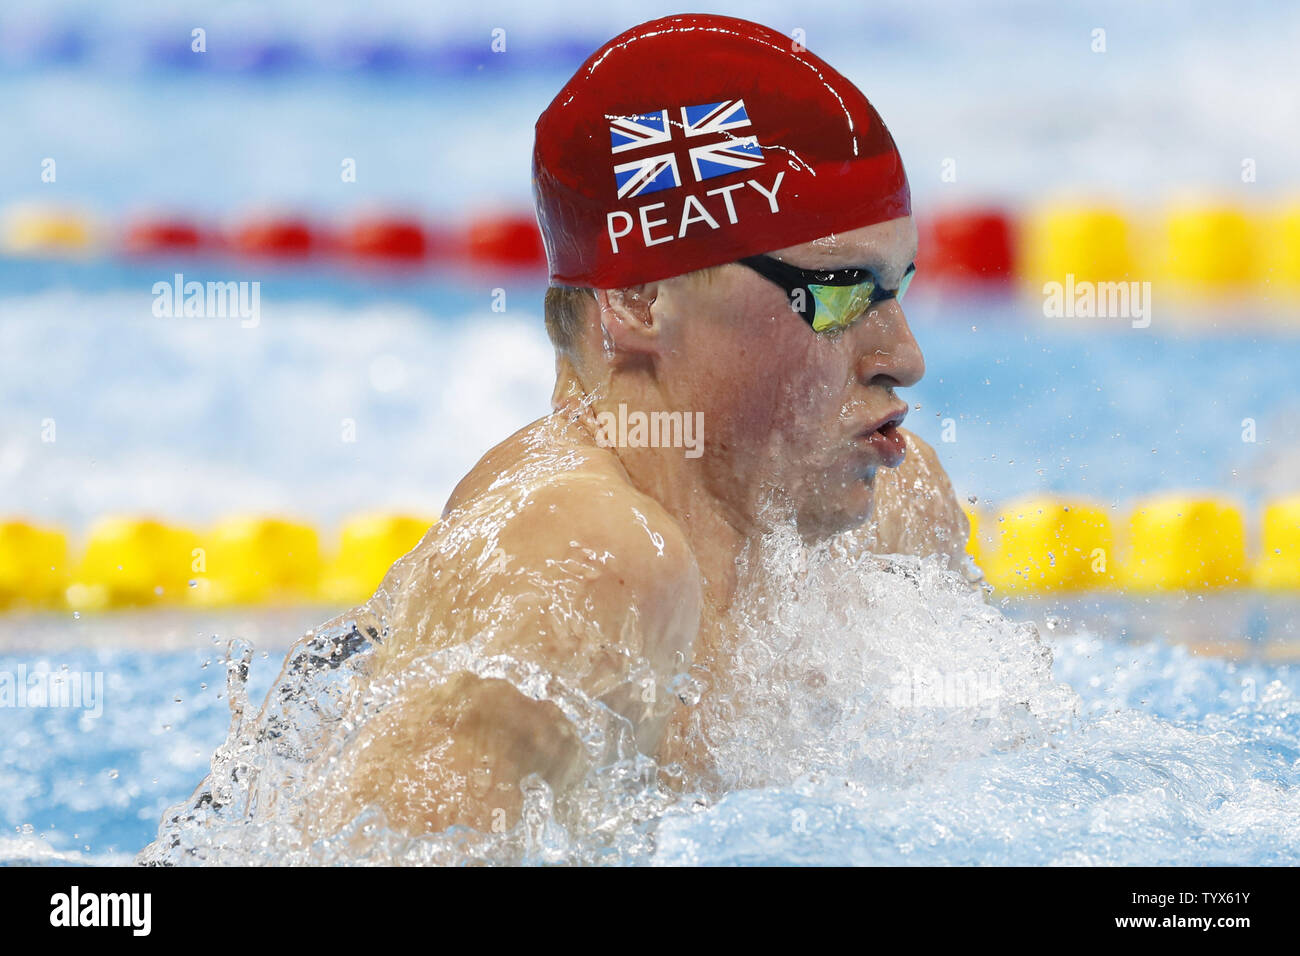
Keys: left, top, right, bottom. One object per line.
{"left": 795, "top": 476, "right": 878, "bottom": 541}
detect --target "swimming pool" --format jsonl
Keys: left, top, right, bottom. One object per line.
{"left": 4, "top": 0, "right": 1300, "bottom": 867}
{"left": 4, "top": 262, "right": 1299, "bottom": 526}
{"left": 2, "top": 251, "right": 1299, "bottom": 865}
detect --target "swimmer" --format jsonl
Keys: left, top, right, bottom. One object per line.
{"left": 313, "top": 14, "right": 971, "bottom": 837}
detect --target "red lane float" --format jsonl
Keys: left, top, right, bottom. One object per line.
{"left": 465, "top": 214, "right": 546, "bottom": 268}
{"left": 918, "top": 208, "right": 1016, "bottom": 285}
{"left": 232, "top": 217, "right": 319, "bottom": 258}
{"left": 342, "top": 217, "right": 432, "bottom": 261}
{"left": 3, "top": 205, "right": 1104, "bottom": 285}
{"left": 122, "top": 218, "right": 208, "bottom": 255}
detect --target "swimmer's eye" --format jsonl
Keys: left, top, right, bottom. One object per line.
{"left": 738, "top": 256, "right": 916, "bottom": 333}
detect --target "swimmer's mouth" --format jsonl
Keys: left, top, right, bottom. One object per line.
{"left": 855, "top": 406, "right": 909, "bottom": 467}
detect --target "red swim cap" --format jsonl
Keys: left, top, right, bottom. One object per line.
{"left": 533, "top": 14, "right": 911, "bottom": 289}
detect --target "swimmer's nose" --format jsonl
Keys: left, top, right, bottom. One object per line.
{"left": 853, "top": 299, "right": 925, "bottom": 389}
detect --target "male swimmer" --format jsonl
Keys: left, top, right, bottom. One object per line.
{"left": 315, "top": 14, "right": 969, "bottom": 837}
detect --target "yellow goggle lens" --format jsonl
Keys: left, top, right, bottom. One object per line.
{"left": 807, "top": 267, "right": 914, "bottom": 333}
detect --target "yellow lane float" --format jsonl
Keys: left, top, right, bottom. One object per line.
{"left": 1121, "top": 494, "right": 1249, "bottom": 591}
{"left": 67, "top": 517, "right": 199, "bottom": 610}
{"left": 319, "top": 513, "right": 438, "bottom": 604}
{"left": 979, "top": 497, "right": 1113, "bottom": 592}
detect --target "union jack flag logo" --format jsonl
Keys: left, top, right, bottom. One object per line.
{"left": 609, "top": 99, "right": 764, "bottom": 200}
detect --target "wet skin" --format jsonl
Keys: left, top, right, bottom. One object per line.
{"left": 312, "top": 217, "right": 971, "bottom": 835}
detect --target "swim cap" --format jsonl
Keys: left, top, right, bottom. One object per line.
{"left": 533, "top": 14, "right": 911, "bottom": 289}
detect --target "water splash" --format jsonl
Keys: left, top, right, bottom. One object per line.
{"left": 137, "top": 513, "right": 1090, "bottom": 865}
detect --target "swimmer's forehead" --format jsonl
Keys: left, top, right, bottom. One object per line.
{"left": 768, "top": 218, "right": 918, "bottom": 282}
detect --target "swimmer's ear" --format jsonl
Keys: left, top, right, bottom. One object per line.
{"left": 594, "top": 284, "right": 663, "bottom": 354}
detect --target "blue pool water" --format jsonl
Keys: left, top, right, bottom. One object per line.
{"left": 2, "top": 610, "right": 1297, "bottom": 865}
{"left": 5, "top": 1, "right": 1299, "bottom": 213}
{"left": 3, "top": 261, "right": 1299, "bottom": 530}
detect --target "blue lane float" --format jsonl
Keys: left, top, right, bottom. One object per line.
{"left": 0, "top": 17, "right": 599, "bottom": 75}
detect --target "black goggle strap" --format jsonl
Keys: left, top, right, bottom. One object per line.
{"left": 738, "top": 254, "right": 874, "bottom": 289}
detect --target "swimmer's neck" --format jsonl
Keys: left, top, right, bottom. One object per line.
{"left": 552, "top": 355, "right": 760, "bottom": 610}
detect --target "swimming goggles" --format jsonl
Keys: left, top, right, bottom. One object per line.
{"left": 737, "top": 255, "right": 916, "bottom": 333}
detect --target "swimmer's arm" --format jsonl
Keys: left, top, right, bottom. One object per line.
{"left": 356, "top": 482, "right": 701, "bottom": 834}
{"left": 861, "top": 428, "right": 977, "bottom": 577}
{"left": 484, "top": 480, "right": 702, "bottom": 747}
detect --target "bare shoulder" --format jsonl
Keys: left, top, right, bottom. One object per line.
{"left": 895, "top": 428, "right": 958, "bottom": 500}
{"left": 421, "top": 417, "right": 701, "bottom": 673}
{"left": 499, "top": 466, "right": 701, "bottom": 611}
{"left": 449, "top": 417, "right": 698, "bottom": 595}
{"left": 866, "top": 427, "right": 970, "bottom": 567}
